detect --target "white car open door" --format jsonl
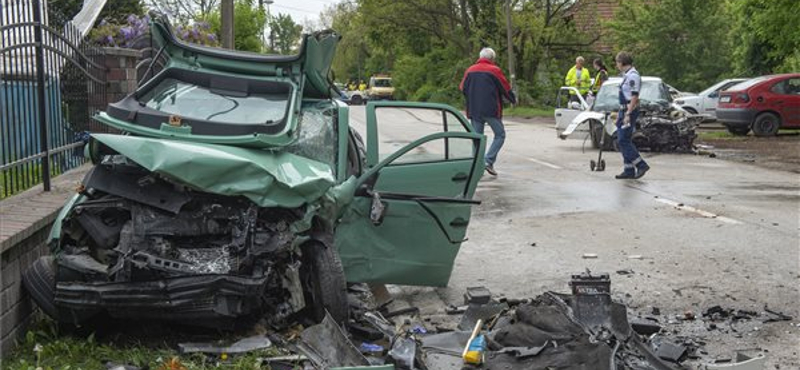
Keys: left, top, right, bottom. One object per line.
{"left": 555, "top": 87, "right": 590, "bottom": 139}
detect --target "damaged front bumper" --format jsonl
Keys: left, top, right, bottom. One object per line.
{"left": 56, "top": 274, "right": 269, "bottom": 323}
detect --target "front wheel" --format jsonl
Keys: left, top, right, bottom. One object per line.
{"left": 22, "top": 256, "right": 59, "bottom": 320}
{"left": 300, "top": 241, "right": 349, "bottom": 325}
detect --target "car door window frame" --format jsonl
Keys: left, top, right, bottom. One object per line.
{"left": 358, "top": 131, "right": 485, "bottom": 200}
{"left": 364, "top": 101, "right": 474, "bottom": 168}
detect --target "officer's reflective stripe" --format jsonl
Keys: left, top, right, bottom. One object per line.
{"left": 632, "top": 157, "right": 644, "bottom": 165}
{"left": 624, "top": 163, "right": 635, "bottom": 168}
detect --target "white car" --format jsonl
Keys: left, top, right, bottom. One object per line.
{"left": 556, "top": 76, "right": 701, "bottom": 152}
{"left": 674, "top": 78, "right": 748, "bottom": 120}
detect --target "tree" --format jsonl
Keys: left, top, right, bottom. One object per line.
{"left": 729, "top": 0, "right": 800, "bottom": 75}
{"left": 324, "top": 0, "right": 593, "bottom": 105}
{"left": 205, "top": 0, "right": 267, "bottom": 52}
{"left": 607, "top": 0, "right": 732, "bottom": 92}
{"left": 146, "top": 0, "right": 220, "bottom": 23}
{"left": 49, "top": 0, "right": 144, "bottom": 24}
{"left": 268, "top": 13, "right": 303, "bottom": 54}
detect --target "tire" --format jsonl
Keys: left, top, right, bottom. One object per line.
{"left": 726, "top": 125, "right": 750, "bottom": 136}
{"left": 350, "top": 95, "right": 363, "bottom": 105}
{"left": 21, "top": 256, "right": 59, "bottom": 320}
{"left": 752, "top": 112, "right": 780, "bottom": 137}
{"left": 301, "top": 241, "right": 349, "bottom": 325}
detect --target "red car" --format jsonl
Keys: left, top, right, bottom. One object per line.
{"left": 717, "top": 73, "right": 800, "bottom": 136}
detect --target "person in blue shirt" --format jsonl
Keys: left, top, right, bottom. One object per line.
{"left": 614, "top": 52, "right": 650, "bottom": 179}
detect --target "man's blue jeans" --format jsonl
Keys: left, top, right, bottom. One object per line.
{"left": 616, "top": 109, "right": 647, "bottom": 175}
{"left": 471, "top": 116, "right": 505, "bottom": 166}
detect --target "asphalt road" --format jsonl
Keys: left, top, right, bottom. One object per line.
{"left": 348, "top": 105, "right": 800, "bottom": 367}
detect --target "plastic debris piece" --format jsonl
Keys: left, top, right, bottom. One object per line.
{"left": 388, "top": 337, "right": 416, "bottom": 368}
{"left": 360, "top": 342, "right": 385, "bottom": 354}
{"left": 706, "top": 352, "right": 767, "bottom": 369}
{"left": 178, "top": 335, "right": 272, "bottom": 355}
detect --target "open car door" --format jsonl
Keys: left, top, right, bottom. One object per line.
{"left": 555, "top": 87, "right": 590, "bottom": 138}
{"left": 335, "top": 102, "right": 485, "bottom": 287}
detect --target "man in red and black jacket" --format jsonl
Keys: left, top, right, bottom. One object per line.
{"left": 459, "top": 47, "right": 517, "bottom": 176}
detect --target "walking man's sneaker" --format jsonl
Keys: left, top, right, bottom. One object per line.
{"left": 615, "top": 172, "right": 635, "bottom": 179}
{"left": 485, "top": 165, "right": 498, "bottom": 176}
{"left": 635, "top": 164, "right": 650, "bottom": 179}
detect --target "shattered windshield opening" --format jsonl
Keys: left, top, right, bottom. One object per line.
{"left": 593, "top": 81, "right": 670, "bottom": 112}
{"left": 140, "top": 78, "right": 289, "bottom": 125}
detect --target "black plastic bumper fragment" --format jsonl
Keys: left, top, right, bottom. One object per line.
{"left": 55, "top": 275, "right": 268, "bottom": 320}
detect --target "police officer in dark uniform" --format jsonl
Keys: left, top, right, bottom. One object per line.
{"left": 614, "top": 52, "right": 650, "bottom": 179}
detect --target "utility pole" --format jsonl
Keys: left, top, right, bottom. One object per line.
{"left": 260, "top": 0, "right": 274, "bottom": 52}
{"left": 221, "top": 0, "right": 235, "bottom": 49}
{"left": 504, "top": 0, "right": 517, "bottom": 105}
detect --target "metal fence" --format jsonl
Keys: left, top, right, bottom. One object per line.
{"left": 0, "top": 0, "right": 108, "bottom": 198}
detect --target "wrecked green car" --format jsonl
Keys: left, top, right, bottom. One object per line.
{"left": 22, "top": 16, "right": 486, "bottom": 328}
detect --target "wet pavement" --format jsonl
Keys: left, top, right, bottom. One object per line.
{"left": 348, "top": 106, "right": 800, "bottom": 368}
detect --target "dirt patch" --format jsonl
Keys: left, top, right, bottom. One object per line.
{"left": 696, "top": 129, "right": 800, "bottom": 173}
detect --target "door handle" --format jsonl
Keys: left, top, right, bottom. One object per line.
{"left": 556, "top": 113, "right": 562, "bottom": 117}
{"left": 451, "top": 173, "right": 469, "bottom": 182}
{"left": 449, "top": 218, "right": 469, "bottom": 227}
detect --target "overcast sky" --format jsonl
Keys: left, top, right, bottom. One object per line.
{"left": 267, "top": 0, "right": 340, "bottom": 29}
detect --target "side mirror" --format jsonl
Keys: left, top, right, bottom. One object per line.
{"left": 709, "top": 91, "right": 719, "bottom": 98}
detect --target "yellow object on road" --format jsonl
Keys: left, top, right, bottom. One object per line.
{"left": 462, "top": 319, "right": 485, "bottom": 365}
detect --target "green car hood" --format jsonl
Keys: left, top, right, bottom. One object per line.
{"left": 92, "top": 134, "right": 335, "bottom": 208}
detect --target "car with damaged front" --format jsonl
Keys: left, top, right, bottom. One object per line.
{"left": 556, "top": 76, "right": 702, "bottom": 152}
{"left": 22, "top": 15, "right": 487, "bottom": 329}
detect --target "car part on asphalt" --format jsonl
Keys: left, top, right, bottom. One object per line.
{"left": 457, "top": 302, "right": 508, "bottom": 331}
{"left": 654, "top": 341, "right": 688, "bottom": 363}
{"left": 463, "top": 286, "right": 492, "bottom": 305}
{"left": 178, "top": 335, "right": 273, "bottom": 355}
{"left": 630, "top": 318, "right": 663, "bottom": 336}
{"left": 705, "top": 352, "right": 767, "bottom": 370}
{"left": 299, "top": 312, "right": 371, "bottom": 368}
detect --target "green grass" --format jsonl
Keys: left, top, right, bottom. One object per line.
{"left": 696, "top": 130, "right": 747, "bottom": 141}
{"left": 504, "top": 105, "right": 555, "bottom": 118}
{"left": 0, "top": 157, "right": 76, "bottom": 200}
{"left": 3, "top": 318, "right": 284, "bottom": 370}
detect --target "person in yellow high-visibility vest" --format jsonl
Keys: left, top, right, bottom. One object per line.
{"left": 564, "top": 56, "right": 591, "bottom": 102}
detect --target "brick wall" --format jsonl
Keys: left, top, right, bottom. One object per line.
{"left": 0, "top": 166, "right": 91, "bottom": 358}
{"left": 0, "top": 228, "right": 49, "bottom": 355}
{"left": 0, "top": 48, "right": 142, "bottom": 360}
{"left": 99, "top": 47, "right": 143, "bottom": 107}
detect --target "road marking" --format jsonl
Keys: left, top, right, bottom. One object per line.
{"left": 525, "top": 157, "right": 563, "bottom": 169}
{"left": 654, "top": 198, "right": 742, "bottom": 224}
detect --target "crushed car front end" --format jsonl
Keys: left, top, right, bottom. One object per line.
{"left": 22, "top": 14, "right": 351, "bottom": 328}
{"left": 561, "top": 77, "right": 702, "bottom": 152}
